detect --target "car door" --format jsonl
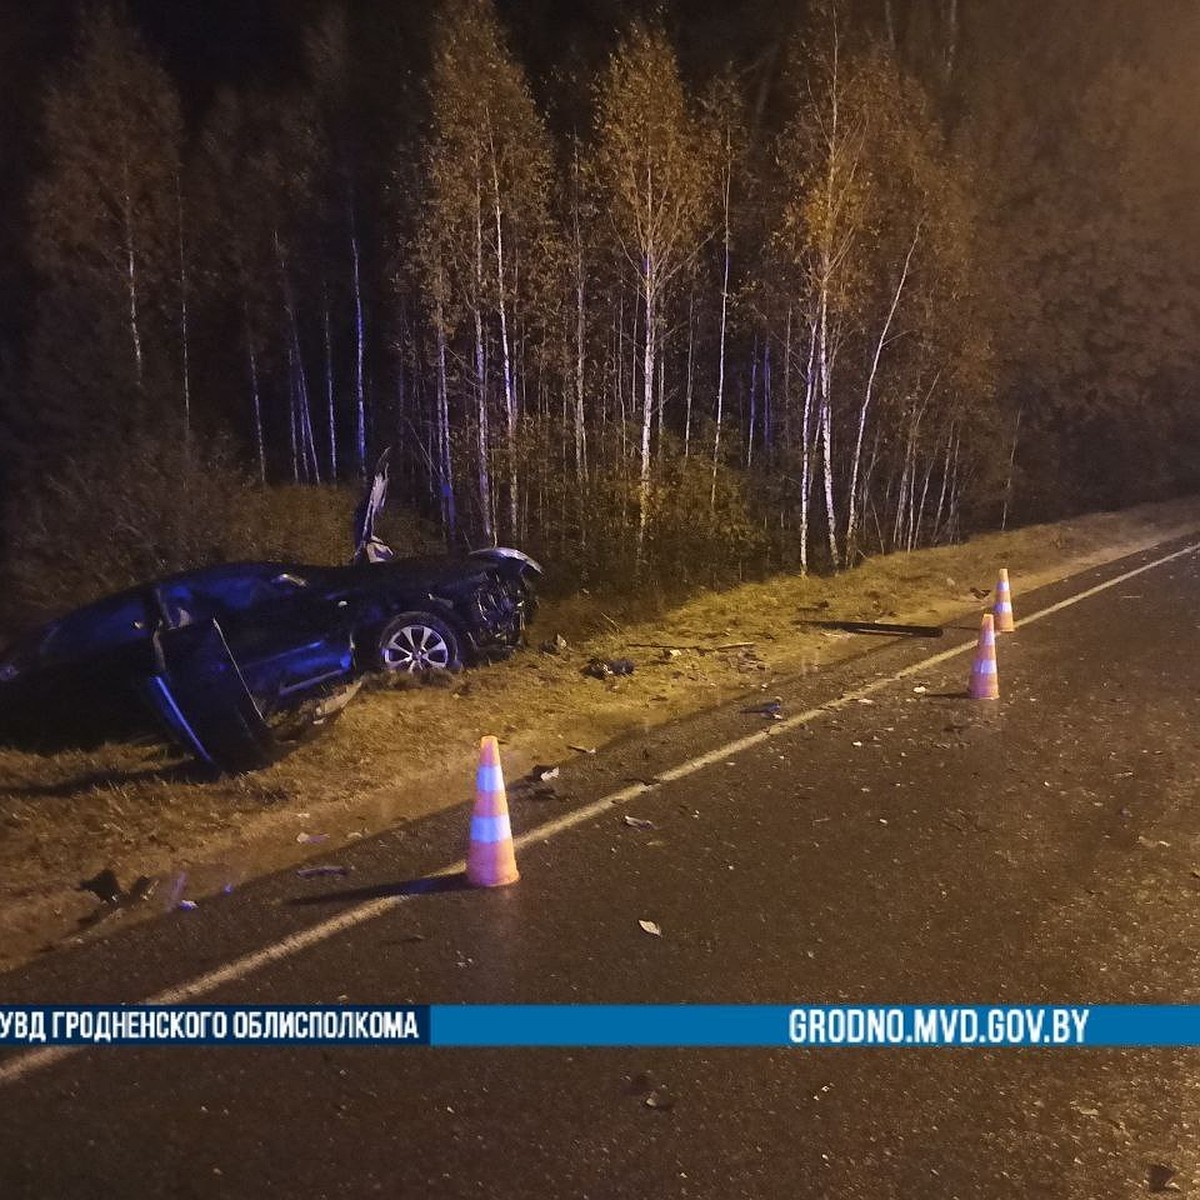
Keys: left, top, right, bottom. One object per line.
{"left": 198, "top": 568, "right": 356, "bottom": 708}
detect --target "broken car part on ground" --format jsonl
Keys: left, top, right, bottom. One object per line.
{"left": 0, "top": 452, "right": 542, "bottom": 773}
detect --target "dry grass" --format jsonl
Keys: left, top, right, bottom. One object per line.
{"left": 2, "top": 495, "right": 1199, "bottom": 970}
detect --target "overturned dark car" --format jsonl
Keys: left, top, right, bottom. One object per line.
{"left": 0, "top": 454, "right": 542, "bottom": 772}
{"left": 0, "top": 548, "right": 541, "bottom": 770}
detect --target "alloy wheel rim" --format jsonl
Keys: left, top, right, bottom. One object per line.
{"left": 383, "top": 624, "right": 451, "bottom": 671}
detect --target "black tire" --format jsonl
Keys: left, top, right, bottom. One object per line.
{"left": 374, "top": 611, "right": 462, "bottom": 675}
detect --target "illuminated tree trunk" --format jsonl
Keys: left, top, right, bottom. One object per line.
{"left": 845, "top": 225, "right": 920, "bottom": 558}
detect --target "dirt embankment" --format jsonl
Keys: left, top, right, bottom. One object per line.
{"left": 2, "top": 496, "right": 1199, "bottom": 973}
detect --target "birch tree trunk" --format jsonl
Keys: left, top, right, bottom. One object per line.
{"left": 489, "top": 126, "right": 519, "bottom": 540}
{"left": 473, "top": 171, "right": 495, "bottom": 546}
{"left": 322, "top": 289, "right": 337, "bottom": 480}
{"left": 276, "top": 230, "right": 319, "bottom": 484}
{"left": 244, "top": 307, "right": 266, "bottom": 486}
{"left": 683, "top": 282, "right": 695, "bottom": 459}
{"left": 573, "top": 198, "right": 588, "bottom": 482}
{"left": 817, "top": 288, "right": 840, "bottom": 568}
{"left": 122, "top": 163, "right": 145, "bottom": 390}
{"left": 635, "top": 264, "right": 657, "bottom": 571}
{"left": 175, "top": 170, "right": 190, "bottom": 437}
{"left": 349, "top": 196, "right": 366, "bottom": 478}
{"left": 798, "top": 313, "right": 818, "bottom": 575}
{"left": 845, "top": 225, "right": 920, "bottom": 557}
{"left": 433, "top": 270, "right": 457, "bottom": 543}
{"left": 1000, "top": 405, "right": 1023, "bottom": 531}
{"left": 711, "top": 151, "right": 731, "bottom": 510}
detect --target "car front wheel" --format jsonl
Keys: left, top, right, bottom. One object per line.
{"left": 375, "top": 612, "right": 462, "bottom": 674}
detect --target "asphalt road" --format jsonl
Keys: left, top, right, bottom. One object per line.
{"left": 1, "top": 537, "right": 1199, "bottom": 1199}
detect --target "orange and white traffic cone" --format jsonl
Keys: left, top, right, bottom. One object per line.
{"left": 968, "top": 613, "right": 1000, "bottom": 700}
{"left": 993, "top": 568, "right": 1015, "bottom": 633}
{"left": 466, "top": 735, "right": 520, "bottom": 888}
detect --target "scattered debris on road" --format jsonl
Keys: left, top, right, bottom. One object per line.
{"left": 79, "top": 870, "right": 156, "bottom": 909}
{"left": 295, "top": 864, "right": 352, "bottom": 879}
{"left": 79, "top": 869, "right": 123, "bottom": 904}
{"left": 637, "top": 919, "right": 662, "bottom": 937}
{"left": 583, "top": 657, "right": 636, "bottom": 679}
{"left": 1147, "top": 1163, "right": 1180, "bottom": 1193}
{"left": 629, "top": 1071, "right": 675, "bottom": 1110}
{"left": 76, "top": 870, "right": 160, "bottom": 929}
{"left": 798, "top": 618, "right": 943, "bottom": 638}
{"left": 627, "top": 641, "right": 756, "bottom": 654}
{"left": 509, "top": 765, "right": 562, "bottom": 801}
{"left": 743, "top": 697, "right": 783, "bottom": 719}
{"left": 623, "top": 815, "right": 656, "bottom": 830}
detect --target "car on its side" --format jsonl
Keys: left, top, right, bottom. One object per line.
{"left": 0, "top": 546, "right": 541, "bottom": 767}
{"left": 0, "top": 451, "right": 541, "bottom": 770}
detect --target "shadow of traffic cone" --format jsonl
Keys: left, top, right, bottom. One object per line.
{"left": 968, "top": 613, "right": 1000, "bottom": 700}
{"left": 466, "top": 735, "right": 520, "bottom": 888}
{"left": 993, "top": 568, "right": 1015, "bottom": 633}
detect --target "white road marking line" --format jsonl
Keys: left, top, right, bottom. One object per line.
{"left": 2, "top": 538, "right": 1197, "bottom": 1087}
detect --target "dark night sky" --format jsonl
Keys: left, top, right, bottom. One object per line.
{"left": 2, "top": 0, "right": 801, "bottom": 113}
{"left": 131, "top": 0, "right": 301, "bottom": 88}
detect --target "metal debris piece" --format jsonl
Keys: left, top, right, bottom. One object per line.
{"left": 623, "top": 816, "right": 656, "bottom": 830}
{"left": 297, "top": 832, "right": 329, "bottom": 844}
{"left": 126, "top": 876, "right": 157, "bottom": 904}
{"left": 629, "top": 1071, "right": 653, "bottom": 1095}
{"left": 743, "top": 697, "right": 783, "bottom": 719}
{"left": 800, "top": 618, "right": 943, "bottom": 638}
{"left": 644, "top": 1088, "right": 675, "bottom": 1111}
{"left": 79, "top": 869, "right": 123, "bottom": 904}
{"left": 509, "top": 765, "right": 561, "bottom": 800}
{"left": 177, "top": 900, "right": 198, "bottom": 912}
{"left": 567, "top": 744, "right": 597, "bottom": 755}
{"left": 1147, "top": 1163, "right": 1180, "bottom": 1193}
{"left": 628, "top": 641, "right": 755, "bottom": 653}
{"left": 312, "top": 680, "right": 364, "bottom": 724}
{"left": 539, "top": 633, "right": 569, "bottom": 655}
{"left": 583, "top": 657, "right": 635, "bottom": 679}
{"left": 296, "top": 864, "right": 352, "bottom": 879}
{"left": 638, "top": 919, "right": 662, "bottom": 937}
{"left": 75, "top": 871, "right": 161, "bottom": 932}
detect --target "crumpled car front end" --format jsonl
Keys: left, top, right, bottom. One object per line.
{"left": 459, "top": 548, "right": 543, "bottom": 659}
